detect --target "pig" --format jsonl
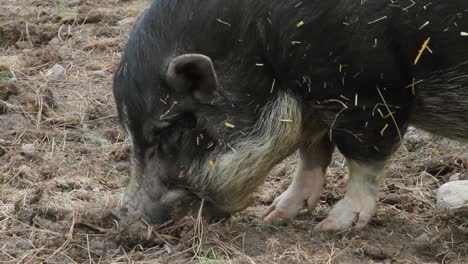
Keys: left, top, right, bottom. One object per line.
{"left": 112, "top": 0, "right": 468, "bottom": 230}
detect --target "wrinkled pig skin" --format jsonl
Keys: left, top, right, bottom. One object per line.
{"left": 112, "top": 0, "right": 468, "bottom": 230}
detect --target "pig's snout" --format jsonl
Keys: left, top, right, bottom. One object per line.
{"left": 112, "top": 184, "right": 199, "bottom": 225}
{"left": 111, "top": 186, "right": 232, "bottom": 225}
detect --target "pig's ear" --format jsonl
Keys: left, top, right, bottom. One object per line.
{"left": 166, "top": 54, "right": 223, "bottom": 105}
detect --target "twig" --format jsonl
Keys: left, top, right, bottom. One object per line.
{"left": 376, "top": 87, "right": 403, "bottom": 142}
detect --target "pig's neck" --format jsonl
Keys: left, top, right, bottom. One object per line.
{"left": 189, "top": 91, "right": 303, "bottom": 212}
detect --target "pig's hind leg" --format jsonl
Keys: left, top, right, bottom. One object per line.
{"left": 314, "top": 159, "right": 387, "bottom": 231}
{"left": 314, "top": 112, "right": 406, "bottom": 231}
{"left": 262, "top": 131, "right": 334, "bottom": 223}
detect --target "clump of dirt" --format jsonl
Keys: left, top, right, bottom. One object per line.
{"left": 22, "top": 47, "right": 62, "bottom": 74}
{"left": 4, "top": 85, "right": 56, "bottom": 121}
{"left": 0, "top": 21, "right": 58, "bottom": 47}
{"left": 61, "top": 9, "right": 124, "bottom": 26}
{"left": 83, "top": 37, "right": 125, "bottom": 52}
{"left": 0, "top": 81, "right": 21, "bottom": 101}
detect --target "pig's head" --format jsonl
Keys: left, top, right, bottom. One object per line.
{"left": 112, "top": 4, "right": 303, "bottom": 225}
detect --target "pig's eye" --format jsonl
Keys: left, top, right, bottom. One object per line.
{"left": 156, "top": 113, "right": 196, "bottom": 156}
{"left": 146, "top": 113, "right": 195, "bottom": 137}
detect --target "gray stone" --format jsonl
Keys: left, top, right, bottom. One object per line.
{"left": 20, "top": 144, "right": 38, "bottom": 159}
{"left": 89, "top": 70, "right": 108, "bottom": 78}
{"left": 46, "top": 64, "right": 66, "bottom": 79}
{"left": 415, "top": 233, "right": 431, "bottom": 242}
{"left": 21, "top": 144, "right": 35, "bottom": 155}
{"left": 48, "top": 37, "right": 61, "bottom": 46}
{"left": 436, "top": 181, "right": 468, "bottom": 210}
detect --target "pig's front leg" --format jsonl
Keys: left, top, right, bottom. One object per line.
{"left": 262, "top": 133, "right": 334, "bottom": 223}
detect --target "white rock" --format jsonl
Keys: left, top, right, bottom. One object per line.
{"left": 89, "top": 70, "right": 108, "bottom": 78}
{"left": 21, "top": 144, "right": 36, "bottom": 155}
{"left": 46, "top": 64, "right": 66, "bottom": 79}
{"left": 48, "top": 37, "right": 61, "bottom": 46}
{"left": 334, "top": 160, "right": 345, "bottom": 168}
{"left": 415, "top": 233, "right": 431, "bottom": 242}
{"left": 436, "top": 181, "right": 468, "bottom": 210}
{"left": 117, "top": 17, "right": 136, "bottom": 26}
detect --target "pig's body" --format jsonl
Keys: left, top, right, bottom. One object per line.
{"left": 113, "top": 0, "right": 468, "bottom": 230}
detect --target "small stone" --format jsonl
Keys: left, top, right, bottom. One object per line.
{"left": 116, "top": 161, "right": 130, "bottom": 172}
{"left": 164, "top": 244, "right": 172, "bottom": 254}
{"left": 117, "top": 17, "right": 136, "bottom": 26}
{"left": 46, "top": 64, "right": 66, "bottom": 79}
{"left": 436, "top": 181, "right": 468, "bottom": 210}
{"left": 48, "top": 37, "right": 61, "bottom": 46}
{"left": 334, "top": 160, "right": 345, "bottom": 168}
{"left": 419, "top": 171, "right": 439, "bottom": 185}
{"left": 89, "top": 70, "right": 108, "bottom": 78}
{"left": 21, "top": 144, "right": 36, "bottom": 155}
{"left": 415, "top": 233, "right": 431, "bottom": 242}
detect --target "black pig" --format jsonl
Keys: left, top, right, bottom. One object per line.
{"left": 112, "top": 0, "right": 468, "bottom": 230}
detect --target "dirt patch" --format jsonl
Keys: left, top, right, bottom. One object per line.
{"left": 0, "top": 21, "right": 58, "bottom": 47}
{"left": 0, "top": 81, "right": 21, "bottom": 101}
{"left": 0, "top": 0, "right": 467, "bottom": 263}
{"left": 83, "top": 37, "right": 125, "bottom": 53}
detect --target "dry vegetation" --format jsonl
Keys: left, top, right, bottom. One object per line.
{"left": 0, "top": 0, "right": 467, "bottom": 263}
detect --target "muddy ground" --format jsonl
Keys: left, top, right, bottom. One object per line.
{"left": 0, "top": 0, "right": 467, "bottom": 263}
